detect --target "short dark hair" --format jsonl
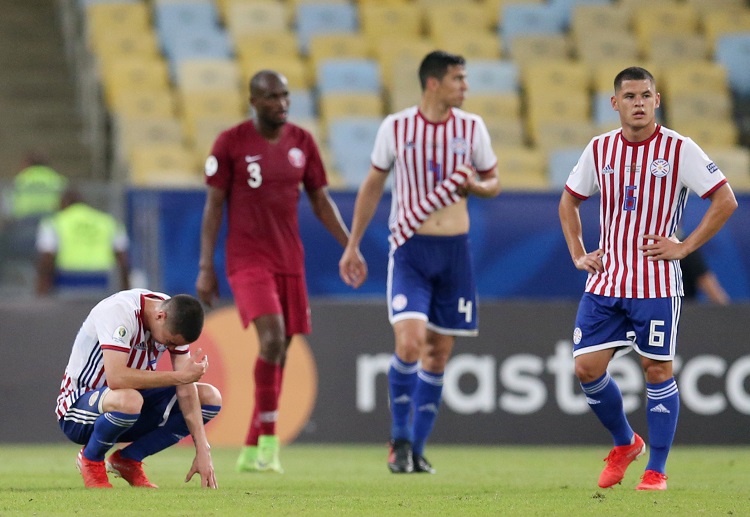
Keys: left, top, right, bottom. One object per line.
{"left": 614, "top": 66, "right": 656, "bottom": 92}
{"left": 418, "top": 50, "right": 466, "bottom": 90}
{"left": 162, "top": 294, "right": 204, "bottom": 343}
{"left": 249, "top": 70, "right": 286, "bottom": 98}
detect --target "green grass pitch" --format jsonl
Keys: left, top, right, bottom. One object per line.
{"left": 1, "top": 444, "right": 749, "bottom": 516}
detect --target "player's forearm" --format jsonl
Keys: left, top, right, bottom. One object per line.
{"left": 559, "top": 194, "right": 587, "bottom": 261}
{"left": 106, "top": 368, "right": 193, "bottom": 390}
{"left": 176, "top": 384, "right": 212, "bottom": 452}
{"left": 681, "top": 185, "right": 737, "bottom": 255}
{"left": 348, "top": 172, "right": 385, "bottom": 248}
{"left": 310, "top": 190, "right": 350, "bottom": 248}
{"left": 198, "top": 207, "right": 222, "bottom": 269}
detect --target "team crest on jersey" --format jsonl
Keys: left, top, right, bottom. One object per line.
{"left": 573, "top": 327, "right": 582, "bottom": 345}
{"left": 707, "top": 162, "right": 719, "bottom": 174}
{"left": 649, "top": 159, "right": 670, "bottom": 178}
{"left": 112, "top": 326, "right": 128, "bottom": 345}
{"left": 205, "top": 156, "right": 218, "bottom": 177}
{"left": 450, "top": 137, "right": 468, "bottom": 155}
{"left": 288, "top": 148, "right": 306, "bottom": 168}
{"left": 392, "top": 294, "right": 408, "bottom": 311}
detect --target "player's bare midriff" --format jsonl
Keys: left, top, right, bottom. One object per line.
{"left": 417, "top": 200, "right": 469, "bottom": 236}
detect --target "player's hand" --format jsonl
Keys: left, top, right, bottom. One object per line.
{"left": 640, "top": 234, "right": 686, "bottom": 261}
{"left": 185, "top": 450, "right": 218, "bottom": 489}
{"left": 179, "top": 348, "right": 208, "bottom": 384}
{"left": 339, "top": 246, "right": 368, "bottom": 289}
{"left": 573, "top": 248, "right": 604, "bottom": 274}
{"left": 195, "top": 268, "right": 219, "bottom": 307}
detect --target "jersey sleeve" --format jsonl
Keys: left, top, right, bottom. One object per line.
{"left": 679, "top": 139, "right": 728, "bottom": 198}
{"left": 301, "top": 131, "right": 328, "bottom": 192}
{"left": 35, "top": 217, "right": 58, "bottom": 252}
{"left": 94, "top": 304, "right": 136, "bottom": 354}
{"left": 370, "top": 115, "right": 395, "bottom": 173}
{"left": 204, "top": 129, "right": 233, "bottom": 191}
{"left": 564, "top": 138, "right": 599, "bottom": 199}
{"left": 471, "top": 116, "right": 497, "bottom": 174}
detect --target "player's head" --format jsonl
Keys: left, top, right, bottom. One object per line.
{"left": 418, "top": 51, "right": 466, "bottom": 91}
{"left": 613, "top": 66, "right": 656, "bottom": 93}
{"left": 160, "top": 294, "right": 205, "bottom": 344}
{"left": 249, "top": 70, "right": 290, "bottom": 129}
{"left": 611, "top": 66, "right": 660, "bottom": 133}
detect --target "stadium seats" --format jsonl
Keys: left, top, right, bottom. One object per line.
{"left": 318, "top": 93, "right": 385, "bottom": 124}
{"left": 296, "top": 2, "right": 358, "bottom": 55}
{"left": 573, "top": 30, "right": 638, "bottom": 65}
{"left": 548, "top": 0, "right": 612, "bottom": 28}
{"left": 128, "top": 143, "right": 201, "bottom": 187}
{"left": 499, "top": 3, "right": 566, "bottom": 54}
{"left": 113, "top": 116, "right": 185, "bottom": 161}
{"left": 179, "top": 89, "right": 246, "bottom": 143}
{"left": 431, "top": 32, "right": 502, "bottom": 60}
{"left": 664, "top": 91, "right": 733, "bottom": 128}
{"left": 239, "top": 55, "right": 310, "bottom": 90}
{"left": 100, "top": 57, "right": 171, "bottom": 109}
{"left": 465, "top": 59, "right": 519, "bottom": 94}
{"left": 308, "top": 33, "right": 370, "bottom": 72}
{"left": 547, "top": 146, "right": 584, "bottom": 189}
{"left": 462, "top": 94, "right": 521, "bottom": 122}
{"left": 532, "top": 120, "right": 595, "bottom": 153}
{"left": 510, "top": 34, "right": 571, "bottom": 63}
{"left": 591, "top": 91, "right": 619, "bottom": 128}
{"left": 522, "top": 61, "right": 589, "bottom": 99}
{"left": 288, "top": 89, "right": 316, "bottom": 121}
{"left": 234, "top": 33, "right": 299, "bottom": 64}
{"left": 484, "top": 119, "right": 526, "bottom": 148}
{"left": 570, "top": 3, "right": 630, "bottom": 38}
{"left": 191, "top": 114, "right": 243, "bottom": 160}
{"left": 372, "top": 38, "right": 435, "bottom": 94}
{"left": 316, "top": 59, "right": 381, "bottom": 95}
{"left": 671, "top": 119, "right": 739, "bottom": 148}
{"left": 110, "top": 89, "right": 178, "bottom": 120}
{"left": 660, "top": 62, "right": 729, "bottom": 98}
{"left": 327, "top": 117, "right": 382, "bottom": 189}
{"left": 702, "top": 10, "right": 750, "bottom": 53}
{"left": 176, "top": 59, "right": 241, "bottom": 93}
{"left": 646, "top": 34, "right": 708, "bottom": 65}
{"left": 88, "top": 29, "right": 160, "bottom": 68}
{"left": 84, "top": 1, "right": 150, "bottom": 46}
{"left": 632, "top": 4, "right": 699, "bottom": 55}
{"left": 359, "top": 4, "right": 423, "bottom": 47}
{"left": 705, "top": 146, "right": 750, "bottom": 192}
{"left": 715, "top": 33, "right": 750, "bottom": 96}
{"left": 495, "top": 147, "right": 549, "bottom": 191}
{"left": 223, "top": 1, "right": 287, "bottom": 42}
{"left": 424, "top": 3, "right": 492, "bottom": 41}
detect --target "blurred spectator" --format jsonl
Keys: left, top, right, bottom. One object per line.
{"left": 681, "top": 248, "right": 730, "bottom": 305}
{"left": 35, "top": 188, "right": 130, "bottom": 296}
{"left": 8, "top": 150, "right": 68, "bottom": 219}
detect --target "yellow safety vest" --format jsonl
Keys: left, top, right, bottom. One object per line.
{"left": 11, "top": 165, "right": 68, "bottom": 218}
{"left": 49, "top": 203, "right": 120, "bottom": 272}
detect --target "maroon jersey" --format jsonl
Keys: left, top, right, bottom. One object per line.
{"left": 204, "top": 120, "right": 327, "bottom": 275}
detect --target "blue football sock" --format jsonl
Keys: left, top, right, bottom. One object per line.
{"left": 645, "top": 378, "right": 679, "bottom": 474}
{"left": 83, "top": 411, "right": 139, "bottom": 461}
{"left": 388, "top": 355, "right": 418, "bottom": 443}
{"left": 411, "top": 369, "right": 443, "bottom": 456}
{"left": 121, "top": 404, "right": 221, "bottom": 461}
{"left": 581, "top": 372, "right": 634, "bottom": 446}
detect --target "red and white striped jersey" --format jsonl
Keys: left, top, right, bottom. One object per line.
{"left": 371, "top": 106, "right": 497, "bottom": 248}
{"left": 55, "top": 289, "right": 189, "bottom": 419}
{"left": 565, "top": 125, "right": 728, "bottom": 298}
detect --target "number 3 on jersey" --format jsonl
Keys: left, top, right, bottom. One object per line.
{"left": 247, "top": 162, "right": 262, "bottom": 188}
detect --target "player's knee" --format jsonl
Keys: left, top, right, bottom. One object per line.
{"left": 108, "top": 388, "right": 144, "bottom": 414}
{"left": 198, "top": 383, "right": 222, "bottom": 407}
{"left": 574, "top": 362, "right": 604, "bottom": 384}
{"left": 642, "top": 360, "right": 672, "bottom": 384}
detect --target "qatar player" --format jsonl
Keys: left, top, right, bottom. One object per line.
{"left": 559, "top": 66, "right": 737, "bottom": 491}
{"left": 196, "top": 70, "right": 357, "bottom": 473}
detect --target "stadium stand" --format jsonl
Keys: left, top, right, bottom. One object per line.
{"left": 61, "top": 0, "right": 750, "bottom": 193}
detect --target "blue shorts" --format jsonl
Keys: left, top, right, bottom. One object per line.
{"left": 387, "top": 233, "right": 477, "bottom": 336}
{"left": 572, "top": 293, "right": 681, "bottom": 361}
{"left": 59, "top": 386, "right": 182, "bottom": 445}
